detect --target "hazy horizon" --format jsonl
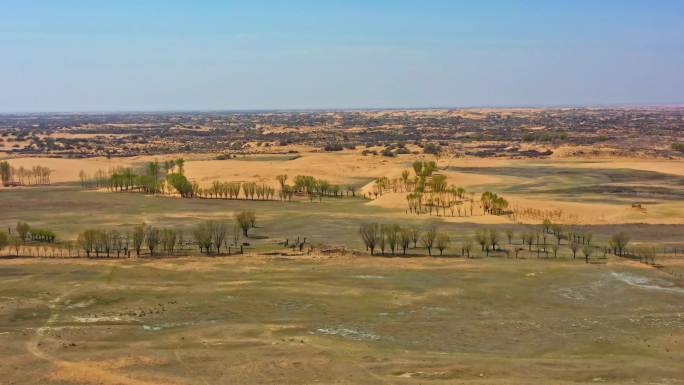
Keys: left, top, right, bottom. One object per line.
{"left": 2, "top": 1, "right": 683, "bottom": 112}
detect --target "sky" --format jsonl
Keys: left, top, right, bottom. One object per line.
{"left": 1, "top": 0, "right": 683, "bottom": 112}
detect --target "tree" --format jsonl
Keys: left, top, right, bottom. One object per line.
{"left": 111, "top": 230, "right": 126, "bottom": 258}
{"left": 212, "top": 222, "right": 228, "bottom": 253}
{"left": 436, "top": 233, "right": 450, "bottom": 256}
{"left": 475, "top": 228, "right": 488, "bottom": 252}
{"left": 132, "top": 224, "right": 146, "bottom": 256}
{"left": 161, "top": 228, "right": 177, "bottom": 255}
{"left": 399, "top": 227, "right": 412, "bottom": 255}
{"left": 235, "top": 211, "right": 256, "bottom": 237}
{"left": 147, "top": 161, "right": 161, "bottom": 194}
{"left": 276, "top": 174, "right": 288, "bottom": 188}
{"left": 421, "top": 225, "right": 437, "bottom": 256}
{"left": 462, "top": 240, "right": 473, "bottom": 258}
{"left": 582, "top": 244, "right": 593, "bottom": 264}
{"left": 146, "top": 226, "right": 160, "bottom": 256}
{"left": 523, "top": 231, "right": 534, "bottom": 251}
{"left": 9, "top": 236, "right": 22, "bottom": 256}
{"left": 401, "top": 170, "right": 410, "bottom": 190}
{"left": 384, "top": 224, "right": 400, "bottom": 255}
{"left": 193, "top": 221, "right": 214, "bottom": 254}
{"left": 77, "top": 229, "right": 98, "bottom": 258}
{"left": 167, "top": 173, "right": 194, "bottom": 198}
{"left": 609, "top": 232, "right": 630, "bottom": 256}
{"left": 359, "top": 223, "right": 380, "bottom": 255}
{"left": 569, "top": 241, "right": 579, "bottom": 259}
{"left": 409, "top": 226, "right": 421, "bottom": 248}
{"left": 0, "top": 231, "right": 8, "bottom": 254}
{"left": 96, "top": 230, "right": 113, "bottom": 257}
{"left": 488, "top": 228, "right": 500, "bottom": 251}
{"left": 231, "top": 222, "right": 242, "bottom": 248}
{"left": 176, "top": 158, "right": 185, "bottom": 175}
{"left": 16, "top": 222, "right": 30, "bottom": 242}
{"left": 0, "top": 161, "right": 11, "bottom": 186}
{"left": 505, "top": 229, "right": 514, "bottom": 244}
{"left": 378, "top": 226, "right": 387, "bottom": 255}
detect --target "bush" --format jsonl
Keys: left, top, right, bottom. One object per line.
{"left": 324, "top": 143, "right": 344, "bottom": 151}
{"left": 423, "top": 143, "right": 441, "bottom": 155}
{"left": 381, "top": 148, "right": 396, "bottom": 157}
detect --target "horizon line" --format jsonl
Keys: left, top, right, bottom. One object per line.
{"left": 1, "top": 103, "right": 684, "bottom": 115}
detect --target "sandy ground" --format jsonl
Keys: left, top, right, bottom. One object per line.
{"left": 185, "top": 151, "right": 412, "bottom": 187}
{"left": 3, "top": 151, "right": 683, "bottom": 225}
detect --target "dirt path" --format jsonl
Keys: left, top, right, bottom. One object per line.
{"left": 26, "top": 290, "right": 167, "bottom": 385}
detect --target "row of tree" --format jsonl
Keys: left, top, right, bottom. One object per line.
{"left": 357, "top": 220, "right": 635, "bottom": 264}
{"left": 359, "top": 223, "right": 451, "bottom": 256}
{"left": 0, "top": 161, "right": 52, "bottom": 186}
{"left": 79, "top": 158, "right": 186, "bottom": 194}
{"left": 75, "top": 211, "right": 257, "bottom": 257}
{"left": 0, "top": 211, "right": 257, "bottom": 258}
{"left": 83, "top": 165, "right": 359, "bottom": 204}
{"left": 480, "top": 191, "right": 510, "bottom": 215}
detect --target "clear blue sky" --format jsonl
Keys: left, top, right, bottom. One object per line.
{"left": 1, "top": 0, "right": 683, "bottom": 112}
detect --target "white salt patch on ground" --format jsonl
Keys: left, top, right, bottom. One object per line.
{"left": 351, "top": 275, "right": 385, "bottom": 279}
{"left": 66, "top": 298, "right": 96, "bottom": 309}
{"left": 315, "top": 326, "right": 381, "bottom": 341}
{"left": 610, "top": 272, "right": 684, "bottom": 294}
{"left": 73, "top": 315, "right": 136, "bottom": 323}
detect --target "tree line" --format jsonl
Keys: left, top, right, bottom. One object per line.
{"left": 370, "top": 160, "right": 509, "bottom": 218}
{"left": 0, "top": 211, "right": 256, "bottom": 258}
{"left": 1, "top": 161, "right": 53, "bottom": 187}
{"left": 359, "top": 223, "right": 451, "bottom": 256}
{"left": 80, "top": 159, "right": 360, "bottom": 204}
{"left": 357, "top": 220, "right": 638, "bottom": 264}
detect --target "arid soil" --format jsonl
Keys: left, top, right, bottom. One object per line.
{"left": 1, "top": 256, "right": 683, "bottom": 385}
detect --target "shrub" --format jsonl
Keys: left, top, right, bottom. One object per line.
{"left": 423, "top": 143, "right": 441, "bottom": 155}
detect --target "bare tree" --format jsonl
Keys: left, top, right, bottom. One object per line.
{"left": 212, "top": 222, "right": 228, "bottom": 254}
{"left": 399, "top": 227, "right": 412, "bottom": 255}
{"left": 409, "top": 226, "right": 421, "bottom": 248}
{"left": 609, "top": 232, "right": 630, "bottom": 256}
{"left": 436, "top": 233, "right": 450, "bottom": 256}
{"left": 569, "top": 241, "right": 579, "bottom": 259}
{"left": 161, "top": 228, "right": 177, "bottom": 255}
{"left": 193, "top": 221, "right": 214, "bottom": 254}
{"left": 462, "top": 240, "right": 473, "bottom": 258}
{"left": 146, "top": 226, "right": 160, "bottom": 256}
{"left": 384, "top": 224, "right": 400, "bottom": 255}
{"left": 231, "top": 222, "right": 242, "bottom": 247}
{"left": 421, "top": 225, "right": 437, "bottom": 256}
{"left": 0, "top": 231, "right": 8, "bottom": 255}
{"left": 359, "top": 223, "right": 380, "bottom": 255}
{"left": 582, "top": 244, "right": 593, "bottom": 264}
{"left": 132, "top": 224, "right": 146, "bottom": 256}
{"left": 235, "top": 211, "right": 256, "bottom": 237}
{"left": 505, "top": 228, "right": 514, "bottom": 244}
